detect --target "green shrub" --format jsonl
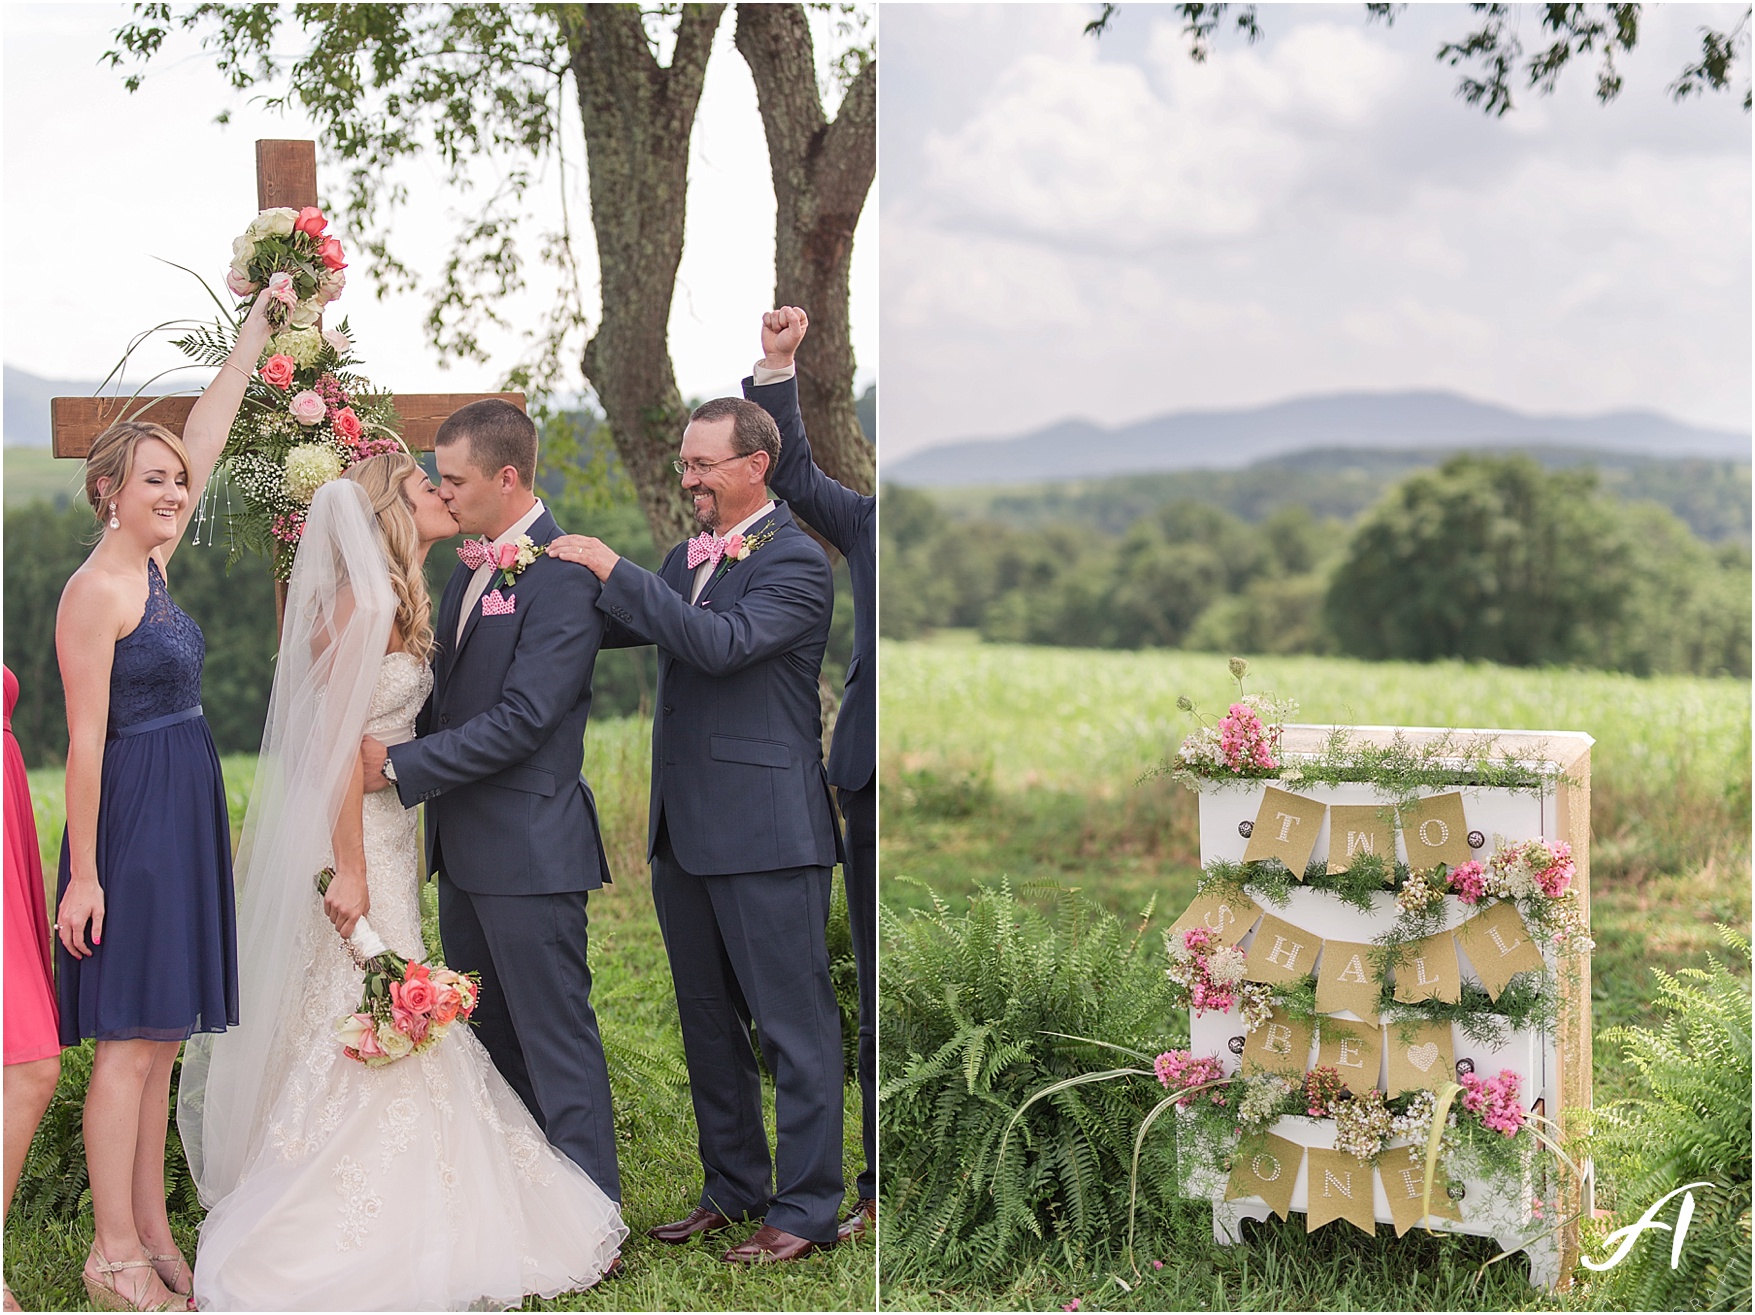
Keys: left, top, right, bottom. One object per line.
{"left": 1589, "top": 928, "right": 1752, "bottom": 1311}
{"left": 878, "top": 880, "right": 1187, "bottom": 1278}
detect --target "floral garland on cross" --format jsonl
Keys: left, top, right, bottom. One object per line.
{"left": 176, "top": 206, "right": 406, "bottom": 578}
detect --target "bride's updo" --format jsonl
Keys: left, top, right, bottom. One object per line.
{"left": 342, "top": 452, "right": 435, "bottom": 663}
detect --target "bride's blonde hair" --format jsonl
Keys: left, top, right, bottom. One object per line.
{"left": 341, "top": 452, "right": 435, "bottom": 663}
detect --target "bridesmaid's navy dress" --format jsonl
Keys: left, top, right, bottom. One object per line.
{"left": 56, "top": 558, "right": 239, "bottom": 1044}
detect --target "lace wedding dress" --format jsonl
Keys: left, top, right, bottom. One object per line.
{"left": 191, "top": 653, "right": 626, "bottom": 1311}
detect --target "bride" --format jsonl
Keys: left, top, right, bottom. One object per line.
{"left": 177, "top": 456, "right": 625, "bottom": 1310}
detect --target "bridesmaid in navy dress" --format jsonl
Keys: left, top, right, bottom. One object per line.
{"left": 53, "top": 291, "right": 273, "bottom": 1312}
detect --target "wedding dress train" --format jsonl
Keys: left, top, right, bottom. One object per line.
{"left": 191, "top": 653, "right": 625, "bottom": 1311}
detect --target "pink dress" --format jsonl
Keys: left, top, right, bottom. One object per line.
{"left": 4, "top": 664, "right": 60, "bottom": 1064}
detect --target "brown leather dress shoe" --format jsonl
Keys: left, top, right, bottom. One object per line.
{"left": 836, "top": 1197, "right": 877, "bottom": 1241}
{"left": 720, "top": 1224, "right": 823, "bottom": 1264}
{"left": 646, "top": 1207, "right": 738, "bottom": 1244}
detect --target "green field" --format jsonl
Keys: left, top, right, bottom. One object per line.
{"left": 4, "top": 446, "right": 83, "bottom": 509}
{"left": 10, "top": 716, "right": 875, "bottom": 1312}
{"left": 880, "top": 635, "right": 1750, "bottom": 1310}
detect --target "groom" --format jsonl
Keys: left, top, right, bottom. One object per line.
{"left": 360, "top": 399, "right": 621, "bottom": 1205}
{"left": 548, "top": 398, "right": 845, "bottom": 1262}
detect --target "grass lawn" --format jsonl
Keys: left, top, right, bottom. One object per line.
{"left": 879, "top": 636, "right": 1751, "bottom": 1310}
{"left": 9, "top": 715, "right": 875, "bottom": 1311}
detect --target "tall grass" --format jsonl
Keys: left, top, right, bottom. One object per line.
{"left": 11, "top": 714, "right": 874, "bottom": 1312}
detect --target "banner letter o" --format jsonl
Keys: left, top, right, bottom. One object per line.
{"left": 1418, "top": 818, "right": 1450, "bottom": 847}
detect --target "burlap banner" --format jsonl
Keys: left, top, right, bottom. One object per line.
{"left": 1170, "top": 889, "right": 1263, "bottom": 946}
{"left": 1378, "top": 1144, "right": 1464, "bottom": 1236}
{"left": 1454, "top": 898, "right": 1546, "bottom": 999}
{"left": 1224, "top": 1132, "right": 1302, "bottom": 1220}
{"left": 1304, "top": 1147, "right": 1378, "bottom": 1235}
{"left": 1315, "top": 1016, "right": 1383, "bottom": 1090}
{"left": 1385, "top": 1020, "right": 1456, "bottom": 1097}
{"left": 1243, "top": 912, "right": 1321, "bottom": 985}
{"left": 1328, "top": 804, "right": 1396, "bottom": 873}
{"left": 1391, "top": 930, "right": 1463, "bottom": 1004}
{"left": 1314, "top": 938, "right": 1382, "bottom": 1017}
{"left": 1240, "top": 1005, "right": 1315, "bottom": 1077}
{"left": 1242, "top": 786, "right": 1326, "bottom": 874}
{"left": 1398, "top": 791, "right": 1472, "bottom": 869}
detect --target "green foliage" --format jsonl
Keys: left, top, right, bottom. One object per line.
{"left": 1327, "top": 455, "right": 1750, "bottom": 677}
{"left": 1590, "top": 928, "right": 1753, "bottom": 1311}
{"left": 879, "top": 879, "right": 1185, "bottom": 1278}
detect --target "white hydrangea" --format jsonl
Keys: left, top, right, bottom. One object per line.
{"left": 283, "top": 444, "right": 344, "bottom": 504}
{"left": 270, "top": 326, "right": 327, "bottom": 370}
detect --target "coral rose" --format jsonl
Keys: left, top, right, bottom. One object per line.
{"left": 331, "top": 407, "right": 363, "bottom": 442}
{"left": 319, "top": 236, "right": 347, "bottom": 271}
{"left": 259, "top": 355, "right": 296, "bottom": 390}
{"left": 395, "top": 974, "right": 437, "bottom": 1016}
{"left": 294, "top": 206, "right": 327, "bottom": 239}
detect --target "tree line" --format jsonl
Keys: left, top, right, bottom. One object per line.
{"left": 881, "top": 454, "right": 1751, "bottom": 678}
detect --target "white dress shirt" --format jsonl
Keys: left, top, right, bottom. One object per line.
{"left": 457, "top": 498, "right": 547, "bottom": 644}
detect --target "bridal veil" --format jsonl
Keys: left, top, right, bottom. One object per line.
{"left": 178, "top": 478, "right": 395, "bottom": 1206}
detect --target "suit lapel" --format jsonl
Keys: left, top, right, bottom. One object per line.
{"left": 436, "top": 560, "right": 471, "bottom": 686}
{"left": 453, "top": 509, "right": 558, "bottom": 660}
{"left": 694, "top": 506, "right": 787, "bottom": 608}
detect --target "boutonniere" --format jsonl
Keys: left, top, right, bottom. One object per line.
{"left": 710, "top": 525, "right": 777, "bottom": 582}
{"left": 493, "top": 535, "right": 540, "bottom": 588}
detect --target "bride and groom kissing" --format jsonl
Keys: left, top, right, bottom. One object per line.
{"left": 180, "top": 317, "right": 852, "bottom": 1308}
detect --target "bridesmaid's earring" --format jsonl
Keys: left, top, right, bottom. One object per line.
{"left": 108, "top": 502, "right": 120, "bottom": 531}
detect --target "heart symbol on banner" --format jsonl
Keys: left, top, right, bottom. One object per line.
{"left": 1408, "top": 1043, "right": 1440, "bottom": 1073}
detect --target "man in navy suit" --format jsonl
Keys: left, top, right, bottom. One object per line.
{"left": 359, "top": 399, "right": 621, "bottom": 1206}
{"left": 741, "top": 306, "right": 876, "bottom": 1241}
{"left": 549, "top": 397, "right": 844, "bottom": 1263}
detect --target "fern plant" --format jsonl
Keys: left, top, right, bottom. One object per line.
{"left": 879, "top": 879, "right": 1187, "bottom": 1278}
{"left": 1588, "top": 927, "right": 1751, "bottom": 1311}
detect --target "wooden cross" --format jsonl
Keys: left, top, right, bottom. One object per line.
{"left": 50, "top": 140, "right": 524, "bottom": 457}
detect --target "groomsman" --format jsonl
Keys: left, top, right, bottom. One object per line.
{"left": 548, "top": 398, "right": 845, "bottom": 1263}
{"left": 742, "top": 306, "right": 876, "bottom": 1241}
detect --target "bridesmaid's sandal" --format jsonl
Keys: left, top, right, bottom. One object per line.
{"left": 82, "top": 1248, "right": 176, "bottom": 1313}
{"left": 145, "top": 1251, "right": 193, "bottom": 1302}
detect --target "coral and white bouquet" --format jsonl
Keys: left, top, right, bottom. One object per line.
{"left": 176, "top": 208, "right": 405, "bottom": 576}
{"left": 225, "top": 205, "right": 348, "bottom": 329}
{"left": 316, "top": 869, "right": 480, "bottom": 1068}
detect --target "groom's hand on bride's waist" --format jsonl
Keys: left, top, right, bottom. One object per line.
{"left": 361, "top": 734, "right": 392, "bottom": 793}
{"left": 547, "top": 535, "right": 620, "bottom": 582}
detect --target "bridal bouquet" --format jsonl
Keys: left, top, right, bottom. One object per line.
{"left": 316, "top": 869, "right": 480, "bottom": 1067}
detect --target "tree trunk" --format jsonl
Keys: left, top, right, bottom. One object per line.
{"left": 734, "top": 3, "right": 876, "bottom": 497}
{"left": 563, "top": 4, "right": 726, "bottom": 546}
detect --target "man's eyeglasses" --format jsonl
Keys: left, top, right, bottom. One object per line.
{"left": 672, "top": 453, "right": 755, "bottom": 478}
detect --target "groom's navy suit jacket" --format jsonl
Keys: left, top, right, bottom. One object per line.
{"left": 387, "top": 507, "right": 612, "bottom": 895}
{"left": 598, "top": 502, "right": 841, "bottom": 877}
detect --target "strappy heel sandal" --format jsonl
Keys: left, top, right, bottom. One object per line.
{"left": 82, "top": 1248, "right": 174, "bottom": 1313}
{"left": 145, "top": 1251, "right": 193, "bottom": 1304}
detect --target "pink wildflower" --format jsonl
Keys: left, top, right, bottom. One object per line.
{"left": 1063, "top": 1301, "right": 1081, "bottom": 1312}
{"left": 1534, "top": 842, "right": 1574, "bottom": 898}
{"left": 1458, "top": 1068, "right": 1527, "bottom": 1137}
{"left": 1447, "top": 860, "right": 1487, "bottom": 904}
{"left": 1153, "top": 1049, "right": 1227, "bottom": 1106}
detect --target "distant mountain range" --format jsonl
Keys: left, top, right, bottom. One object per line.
{"left": 4, "top": 366, "right": 192, "bottom": 448}
{"left": 886, "top": 390, "right": 1750, "bottom": 486}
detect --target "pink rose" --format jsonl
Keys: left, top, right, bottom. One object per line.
{"left": 395, "top": 974, "right": 437, "bottom": 1016}
{"left": 266, "top": 270, "right": 298, "bottom": 307}
{"left": 723, "top": 533, "right": 745, "bottom": 559}
{"left": 332, "top": 407, "right": 363, "bottom": 442}
{"left": 289, "top": 390, "right": 327, "bottom": 426}
{"left": 391, "top": 1005, "right": 430, "bottom": 1046}
{"left": 224, "top": 267, "right": 258, "bottom": 298}
{"left": 319, "top": 236, "right": 347, "bottom": 271}
{"left": 294, "top": 206, "right": 327, "bottom": 239}
{"left": 496, "top": 542, "right": 518, "bottom": 570}
{"left": 323, "top": 327, "right": 352, "bottom": 356}
{"left": 351, "top": 1017, "right": 386, "bottom": 1059}
{"left": 259, "top": 355, "right": 296, "bottom": 390}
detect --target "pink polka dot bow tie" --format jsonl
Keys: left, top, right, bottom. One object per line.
{"left": 456, "top": 537, "right": 496, "bottom": 570}
{"left": 686, "top": 532, "right": 731, "bottom": 570}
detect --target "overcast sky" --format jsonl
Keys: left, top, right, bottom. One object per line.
{"left": 881, "top": 2, "right": 1751, "bottom": 458}
{"left": 2, "top": 4, "right": 874, "bottom": 409}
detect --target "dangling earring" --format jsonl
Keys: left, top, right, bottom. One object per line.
{"left": 108, "top": 501, "right": 120, "bottom": 531}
